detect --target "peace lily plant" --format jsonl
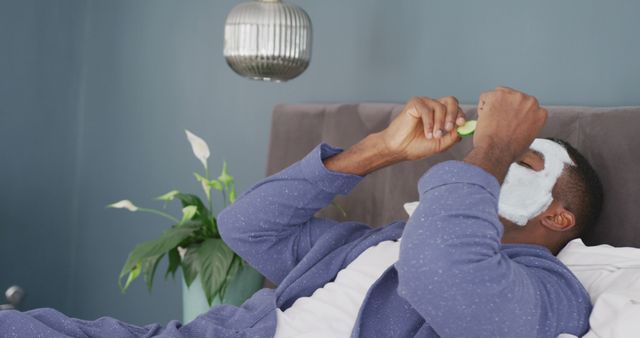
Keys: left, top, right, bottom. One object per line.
{"left": 109, "top": 130, "right": 243, "bottom": 305}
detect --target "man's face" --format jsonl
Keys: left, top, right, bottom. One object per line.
{"left": 498, "top": 139, "right": 574, "bottom": 226}
{"left": 515, "top": 149, "right": 545, "bottom": 171}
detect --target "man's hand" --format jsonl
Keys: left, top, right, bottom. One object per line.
{"left": 465, "top": 86, "right": 548, "bottom": 182}
{"left": 380, "top": 96, "right": 466, "bottom": 161}
{"left": 324, "top": 96, "right": 466, "bottom": 176}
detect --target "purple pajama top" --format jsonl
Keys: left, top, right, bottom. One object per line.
{"left": 0, "top": 144, "right": 591, "bottom": 337}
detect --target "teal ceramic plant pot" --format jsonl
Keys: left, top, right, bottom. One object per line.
{"left": 182, "top": 265, "right": 264, "bottom": 323}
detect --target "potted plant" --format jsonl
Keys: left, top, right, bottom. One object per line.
{"left": 108, "top": 130, "right": 263, "bottom": 323}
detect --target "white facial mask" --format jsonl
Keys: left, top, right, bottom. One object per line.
{"left": 498, "top": 139, "right": 575, "bottom": 226}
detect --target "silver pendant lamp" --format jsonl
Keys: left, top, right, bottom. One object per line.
{"left": 224, "top": 0, "right": 312, "bottom": 82}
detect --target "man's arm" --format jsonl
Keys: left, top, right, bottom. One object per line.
{"left": 395, "top": 87, "right": 591, "bottom": 336}
{"left": 217, "top": 143, "right": 364, "bottom": 285}
{"left": 396, "top": 158, "right": 589, "bottom": 336}
{"left": 218, "top": 96, "right": 464, "bottom": 285}
{"left": 395, "top": 161, "right": 545, "bottom": 336}
{"left": 463, "top": 87, "right": 547, "bottom": 183}
{"left": 324, "top": 96, "right": 466, "bottom": 175}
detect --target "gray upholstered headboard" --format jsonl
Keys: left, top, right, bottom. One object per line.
{"left": 266, "top": 103, "right": 640, "bottom": 248}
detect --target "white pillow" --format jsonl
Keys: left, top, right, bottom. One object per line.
{"left": 557, "top": 239, "right": 640, "bottom": 338}
{"left": 557, "top": 238, "right": 640, "bottom": 303}
{"left": 403, "top": 201, "right": 419, "bottom": 217}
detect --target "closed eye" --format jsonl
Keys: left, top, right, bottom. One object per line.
{"left": 517, "top": 161, "right": 533, "bottom": 169}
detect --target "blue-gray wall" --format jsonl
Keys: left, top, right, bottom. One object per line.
{"left": 0, "top": 0, "right": 86, "bottom": 314}
{"left": 2, "top": 0, "right": 640, "bottom": 325}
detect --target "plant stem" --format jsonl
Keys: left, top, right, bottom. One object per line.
{"left": 221, "top": 188, "right": 227, "bottom": 208}
{"left": 137, "top": 208, "right": 180, "bottom": 223}
{"left": 205, "top": 167, "right": 213, "bottom": 212}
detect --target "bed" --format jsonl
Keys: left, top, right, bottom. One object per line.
{"left": 266, "top": 102, "right": 640, "bottom": 337}
{"left": 267, "top": 103, "right": 640, "bottom": 248}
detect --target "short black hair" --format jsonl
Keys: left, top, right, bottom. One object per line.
{"left": 546, "top": 138, "right": 604, "bottom": 239}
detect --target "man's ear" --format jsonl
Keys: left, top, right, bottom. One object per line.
{"left": 540, "top": 201, "right": 576, "bottom": 232}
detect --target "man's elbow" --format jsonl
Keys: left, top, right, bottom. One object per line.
{"left": 396, "top": 243, "right": 506, "bottom": 307}
{"left": 395, "top": 247, "right": 453, "bottom": 300}
{"left": 216, "top": 203, "right": 244, "bottom": 249}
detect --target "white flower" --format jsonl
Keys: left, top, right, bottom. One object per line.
{"left": 200, "top": 180, "right": 211, "bottom": 201}
{"left": 108, "top": 200, "right": 139, "bottom": 212}
{"left": 177, "top": 246, "right": 187, "bottom": 259}
{"left": 185, "top": 129, "right": 210, "bottom": 169}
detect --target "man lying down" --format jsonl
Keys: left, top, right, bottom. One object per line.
{"left": 0, "top": 87, "right": 603, "bottom": 338}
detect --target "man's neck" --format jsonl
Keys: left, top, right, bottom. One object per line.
{"left": 500, "top": 221, "right": 563, "bottom": 255}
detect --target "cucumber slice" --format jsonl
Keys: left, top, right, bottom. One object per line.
{"left": 456, "top": 120, "right": 477, "bottom": 137}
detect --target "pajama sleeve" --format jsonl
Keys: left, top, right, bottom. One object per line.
{"left": 217, "top": 144, "right": 364, "bottom": 285}
{"left": 395, "top": 161, "right": 591, "bottom": 337}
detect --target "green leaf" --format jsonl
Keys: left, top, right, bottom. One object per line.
{"left": 208, "top": 179, "right": 223, "bottom": 191}
{"left": 219, "top": 254, "right": 241, "bottom": 302}
{"left": 122, "top": 262, "right": 141, "bottom": 292}
{"left": 218, "top": 161, "right": 234, "bottom": 187}
{"left": 142, "top": 254, "right": 164, "bottom": 292}
{"left": 229, "top": 182, "right": 237, "bottom": 204}
{"left": 196, "top": 238, "right": 234, "bottom": 305}
{"left": 193, "top": 172, "right": 207, "bottom": 183}
{"left": 181, "top": 246, "right": 199, "bottom": 287}
{"left": 165, "top": 248, "right": 180, "bottom": 279}
{"left": 175, "top": 193, "right": 214, "bottom": 230}
{"left": 118, "top": 225, "right": 198, "bottom": 292}
{"left": 156, "top": 190, "right": 180, "bottom": 201}
{"left": 175, "top": 193, "right": 206, "bottom": 209}
{"left": 180, "top": 205, "right": 198, "bottom": 225}
{"left": 209, "top": 217, "right": 218, "bottom": 238}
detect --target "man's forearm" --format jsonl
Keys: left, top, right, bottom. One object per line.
{"left": 323, "top": 95, "right": 465, "bottom": 176}
{"left": 465, "top": 87, "right": 547, "bottom": 183}
{"left": 463, "top": 144, "right": 514, "bottom": 184}
{"left": 323, "top": 133, "right": 403, "bottom": 176}
{"left": 325, "top": 129, "right": 515, "bottom": 184}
